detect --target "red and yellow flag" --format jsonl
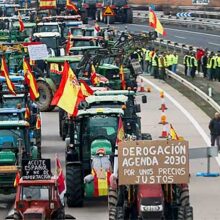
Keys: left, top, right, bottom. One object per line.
{"left": 1, "top": 57, "right": 16, "bottom": 95}
{"left": 169, "top": 124, "right": 179, "bottom": 140}
{"left": 23, "top": 58, "right": 39, "bottom": 101}
{"left": 116, "top": 116, "right": 124, "bottom": 145}
{"left": 119, "top": 65, "right": 126, "bottom": 90}
{"left": 66, "top": 31, "right": 72, "bottom": 55}
{"left": 80, "top": 79, "right": 94, "bottom": 97}
{"left": 18, "top": 13, "right": 24, "bottom": 32}
{"left": 94, "top": 22, "right": 100, "bottom": 33}
{"left": 36, "top": 115, "right": 41, "bottom": 130}
{"left": 56, "top": 155, "right": 66, "bottom": 195}
{"left": 51, "top": 62, "right": 84, "bottom": 116}
{"left": 14, "top": 171, "right": 20, "bottom": 187}
{"left": 149, "top": 8, "right": 166, "bottom": 36}
{"left": 39, "top": 0, "right": 56, "bottom": 9}
{"left": 25, "top": 105, "right": 30, "bottom": 120}
{"left": 66, "top": 0, "right": 78, "bottom": 12}
{"left": 90, "top": 64, "right": 99, "bottom": 85}
{"left": 92, "top": 169, "right": 111, "bottom": 197}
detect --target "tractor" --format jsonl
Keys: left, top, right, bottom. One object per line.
{"left": 13, "top": 177, "right": 65, "bottom": 220}
{"left": 36, "top": 55, "right": 83, "bottom": 111}
{"left": 0, "top": 120, "right": 39, "bottom": 194}
{"left": 81, "top": 0, "right": 103, "bottom": 20}
{"left": 0, "top": 4, "right": 20, "bottom": 17}
{"left": 0, "top": 75, "right": 41, "bottom": 152}
{"left": 99, "top": 0, "right": 133, "bottom": 24}
{"left": 65, "top": 89, "right": 150, "bottom": 207}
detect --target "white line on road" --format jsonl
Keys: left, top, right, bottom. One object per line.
{"left": 129, "top": 24, "right": 220, "bottom": 38}
{"left": 140, "top": 76, "right": 220, "bottom": 167}
{"left": 174, "top": 35, "right": 186, "bottom": 39}
{"left": 208, "top": 42, "right": 220, "bottom": 46}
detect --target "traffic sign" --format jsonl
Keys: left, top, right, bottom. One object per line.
{"left": 103, "top": 6, "right": 115, "bottom": 17}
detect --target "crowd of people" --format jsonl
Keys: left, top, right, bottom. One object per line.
{"left": 132, "top": 47, "right": 220, "bottom": 82}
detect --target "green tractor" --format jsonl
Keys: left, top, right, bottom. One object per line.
{"left": 0, "top": 119, "right": 39, "bottom": 194}
{"left": 36, "top": 55, "right": 83, "bottom": 112}
{"left": 0, "top": 18, "right": 35, "bottom": 42}
{"left": 65, "top": 89, "right": 150, "bottom": 206}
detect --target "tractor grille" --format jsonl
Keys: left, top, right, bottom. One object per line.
{"left": 24, "top": 213, "right": 43, "bottom": 220}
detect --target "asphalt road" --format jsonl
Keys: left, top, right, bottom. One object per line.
{"left": 1, "top": 76, "right": 220, "bottom": 220}
{"left": 111, "top": 23, "right": 220, "bottom": 52}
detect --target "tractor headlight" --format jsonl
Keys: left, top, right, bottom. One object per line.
{"left": 140, "top": 204, "right": 163, "bottom": 212}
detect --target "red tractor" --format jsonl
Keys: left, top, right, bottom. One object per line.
{"left": 13, "top": 178, "right": 65, "bottom": 220}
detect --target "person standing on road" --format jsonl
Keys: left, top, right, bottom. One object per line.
{"left": 190, "top": 53, "right": 197, "bottom": 79}
{"left": 216, "top": 51, "right": 220, "bottom": 82}
{"left": 145, "top": 47, "right": 151, "bottom": 73}
{"left": 151, "top": 49, "right": 159, "bottom": 79}
{"left": 172, "top": 52, "right": 178, "bottom": 73}
{"left": 201, "top": 52, "right": 208, "bottom": 78}
{"left": 166, "top": 51, "right": 173, "bottom": 71}
{"left": 209, "top": 112, "right": 220, "bottom": 151}
{"left": 158, "top": 51, "right": 166, "bottom": 80}
{"left": 183, "top": 51, "right": 189, "bottom": 76}
{"left": 207, "top": 52, "right": 216, "bottom": 81}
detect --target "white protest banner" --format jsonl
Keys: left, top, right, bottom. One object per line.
{"left": 28, "top": 44, "right": 49, "bottom": 60}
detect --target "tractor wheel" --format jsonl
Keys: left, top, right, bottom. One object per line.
{"left": 116, "top": 207, "right": 124, "bottom": 220}
{"left": 109, "top": 207, "right": 116, "bottom": 220}
{"left": 141, "top": 133, "right": 152, "bottom": 140}
{"left": 185, "top": 206, "right": 193, "bottom": 220}
{"left": 66, "top": 165, "right": 84, "bottom": 207}
{"left": 125, "top": 8, "right": 133, "bottom": 23}
{"left": 177, "top": 206, "right": 185, "bottom": 220}
{"left": 36, "top": 80, "right": 54, "bottom": 112}
{"left": 53, "top": 207, "right": 65, "bottom": 219}
{"left": 108, "top": 189, "right": 118, "bottom": 220}
{"left": 180, "top": 187, "right": 190, "bottom": 207}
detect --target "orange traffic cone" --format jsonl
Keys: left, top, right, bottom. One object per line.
{"left": 159, "top": 123, "right": 168, "bottom": 138}
{"left": 139, "top": 79, "right": 146, "bottom": 92}
{"left": 159, "top": 91, "right": 168, "bottom": 111}
{"left": 159, "top": 113, "right": 168, "bottom": 124}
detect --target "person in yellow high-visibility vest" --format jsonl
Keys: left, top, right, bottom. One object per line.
{"left": 141, "top": 47, "right": 147, "bottom": 71}
{"left": 151, "top": 49, "right": 159, "bottom": 79}
{"left": 190, "top": 53, "right": 197, "bottom": 78}
{"left": 165, "top": 51, "right": 173, "bottom": 70}
{"left": 158, "top": 51, "right": 166, "bottom": 80}
{"left": 217, "top": 51, "right": 220, "bottom": 82}
{"left": 183, "top": 51, "right": 189, "bottom": 76}
{"left": 149, "top": 48, "right": 155, "bottom": 75}
{"left": 171, "top": 52, "right": 179, "bottom": 73}
{"left": 145, "top": 48, "right": 151, "bottom": 73}
{"left": 207, "top": 52, "right": 217, "bottom": 80}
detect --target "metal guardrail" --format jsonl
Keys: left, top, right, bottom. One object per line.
{"left": 133, "top": 10, "right": 220, "bottom": 31}
{"left": 166, "top": 69, "right": 220, "bottom": 112}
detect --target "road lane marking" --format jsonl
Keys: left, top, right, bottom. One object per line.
{"left": 140, "top": 76, "right": 220, "bottom": 167}
{"left": 174, "top": 35, "right": 186, "bottom": 39}
{"left": 129, "top": 24, "right": 220, "bottom": 38}
{"left": 208, "top": 42, "right": 220, "bottom": 46}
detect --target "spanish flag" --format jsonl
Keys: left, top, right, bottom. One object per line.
{"left": 169, "top": 124, "right": 179, "bottom": 140}
{"left": 1, "top": 57, "right": 16, "bottom": 96}
{"left": 25, "top": 105, "right": 30, "bottom": 120}
{"left": 36, "top": 115, "right": 41, "bottom": 130}
{"left": 66, "top": 0, "right": 78, "bottom": 13}
{"left": 66, "top": 31, "right": 72, "bottom": 55}
{"left": 119, "top": 65, "right": 126, "bottom": 90}
{"left": 56, "top": 155, "right": 66, "bottom": 195}
{"left": 18, "top": 13, "right": 24, "bottom": 32}
{"left": 23, "top": 58, "right": 39, "bottom": 101}
{"left": 14, "top": 171, "right": 20, "bottom": 187}
{"left": 149, "top": 8, "right": 166, "bottom": 36}
{"left": 116, "top": 116, "right": 125, "bottom": 145}
{"left": 90, "top": 64, "right": 99, "bottom": 85}
{"left": 92, "top": 169, "right": 111, "bottom": 197}
{"left": 51, "top": 62, "right": 84, "bottom": 116}
{"left": 39, "top": 0, "right": 56, "bottom": 9}
{"left": 80, "top": 79, "right": 94, "bottom": 97}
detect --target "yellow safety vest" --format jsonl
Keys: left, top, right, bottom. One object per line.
{"left": 152, "top": 54, "right": 158, "bottom": 67}
{"left": 145, "top": 50, "right": 150, "bottom": 61}
{"left": 166, "top": 54, "right": 172, "bottom": 66}
{"left": 158, "top": 56, "right": 165, "bottom": 68}
{"left": 173, "top": 55, "right": 178, "bottom": 65}
{"left": 217, "top": 57, "right": 220, "bottom": 68}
